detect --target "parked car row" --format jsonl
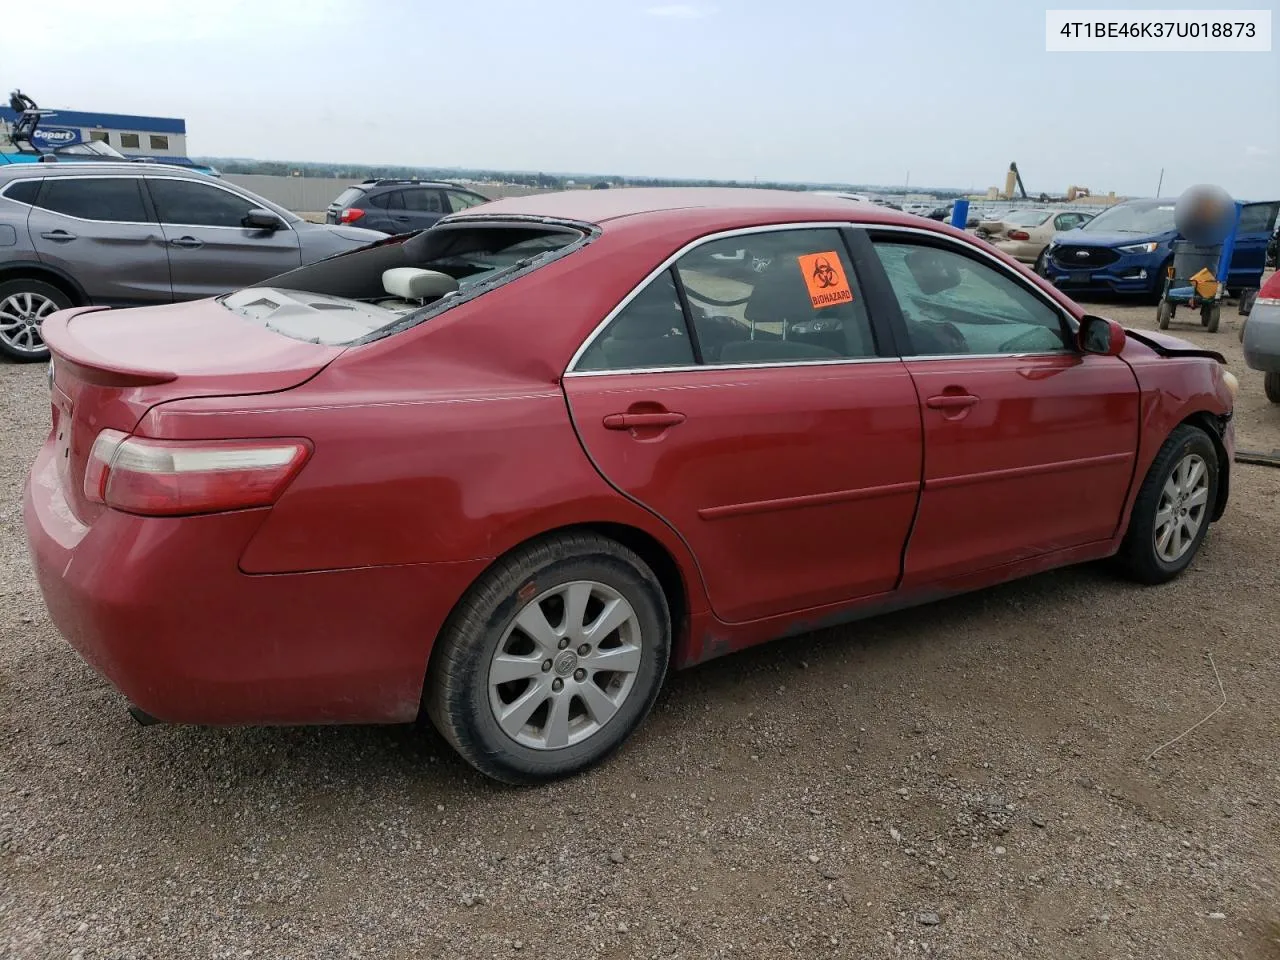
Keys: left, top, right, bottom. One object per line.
{"left": 0, "top": 165, "right": 496, "bottom": 360}
{"left": 24, "top": 187, "right": 1240, "bottom": 784}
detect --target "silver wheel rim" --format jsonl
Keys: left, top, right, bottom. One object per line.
{"left": 488, "top": 580, "right": 643, "bottom": 751}
{"left": 1154, "top": 453, "right": 1209, "bottom": 563}
{"left": 0, "top": 291, "right": 58, "bottom": 354}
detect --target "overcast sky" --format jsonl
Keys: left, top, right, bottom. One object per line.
{"left": 10, "top": 0, "right": 1278, "bottom": 197}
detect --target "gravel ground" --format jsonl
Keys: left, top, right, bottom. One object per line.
{"left": 2, "top": 291, "right": 1279, "bottom": 960}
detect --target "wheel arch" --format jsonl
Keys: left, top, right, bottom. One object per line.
{"left": 422, "top": 520, "right": 696, "bottom": 694}
{"left": 1180, "top": 410, "right": 1231, "bottom": 521}
{"left": 0, "top": 261, "right": 88, "bottom": 305}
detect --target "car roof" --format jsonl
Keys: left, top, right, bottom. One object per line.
{"left": 0, "top": 161, "right": 219, "bottom": 182}
{"left": 448, "top": 186, "right": 924, "bottom": 229}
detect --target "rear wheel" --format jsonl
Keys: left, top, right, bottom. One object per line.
{"left": 425, "top": 532, "right": 670, "bottom": 784}
{"left": 1265, "top": 372, "right": 1280, "bottom": 404}
{"left": 1157, "top": 299, "right": 1173, "bottom": 330}
{"left": 0, "top": 279, "right": 71, "bottom": 362}
{"left": 1114, "top": 425, "right": 1218, "bottom": 584}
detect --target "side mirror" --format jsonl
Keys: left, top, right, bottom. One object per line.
{"left": 1078, "top": 315, "right": 1126, "bottom": 356}
{"left": 243, "top": 208, "right": 281, "bottom": 231}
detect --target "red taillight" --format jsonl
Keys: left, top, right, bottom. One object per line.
{"left": 1008, "top": 230, "right": 1031, "bottom": 241}
{"left": 84, "top": 432, "right": 311, "bottom": 517}
{"left": 338, "top": 207, "right": 365, "bottom": 224}
{"left": 1258, "top": 271, "right": 1280, "bottom": 303}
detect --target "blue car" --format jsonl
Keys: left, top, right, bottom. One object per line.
{"left": 1044, "top": 197, "right": 1279, "bottom": 300}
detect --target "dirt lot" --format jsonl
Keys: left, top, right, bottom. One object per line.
{"left": 2, "top": 294, "right": 1278, "bottom": 960}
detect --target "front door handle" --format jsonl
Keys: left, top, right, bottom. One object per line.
{"left": 602, "top": 411, "right": 686, "bottom": 430}
{"left": 40, "top": 230, "right": 76, "bottom": 242}
{"left": 925, "top": 394, "right": 979, "bottom": 410}
{"left": 169, "top": 236, "right": 203, "bottom": 249}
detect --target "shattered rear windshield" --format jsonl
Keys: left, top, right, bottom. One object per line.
{"left": 220, "top": 222, "right": 588, "bottom": 345}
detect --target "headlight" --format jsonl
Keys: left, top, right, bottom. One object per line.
{"left": 1117, "top": 241, "right": 1160, "bottom": 255}
{"left": 1222, "top": 370, "right": 1239, "bottom": 398}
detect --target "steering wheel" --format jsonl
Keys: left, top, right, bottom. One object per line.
{"left": 788, "top": 316, "right": 844, "bottom": 336}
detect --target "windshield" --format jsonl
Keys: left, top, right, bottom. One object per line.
{"left": 1081, "top": 201, "right": 1176, "bottom": 235}
{"left": 224, "top": 223, "right": 587, "bottom": 344}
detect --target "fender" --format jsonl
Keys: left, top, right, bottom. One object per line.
{"left": 0, "top": 259, "right": 90, "bottom": 305}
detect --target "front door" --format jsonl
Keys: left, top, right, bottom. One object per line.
{"left": 1228, "top": 201, "right": 1280, "bottom": 290}
{"left": 144, "top": 176, "right": 301, "bottom": 300}
{"left": 563, "top": 228, "right": 923, "bottom": 624}
{"left": 864, "top": 233, "right": 1140, "bottom": 587}
{"left": 26, "top": 175, "right": 171, "bottom": 304}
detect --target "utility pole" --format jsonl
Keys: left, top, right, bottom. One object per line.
{"left": 904, "top": 169, "right": 910, "bottom": 194}
{"left": 1156, "top": 168, "right": 1164, "bottom": 198}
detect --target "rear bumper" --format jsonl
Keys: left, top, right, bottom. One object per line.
{"left": 992, "top": 240, "right": 1042, "bottom": 263}
{"left": 1242, "top": 302, "right": 1280, "bottom": 372}
{"left": 24, "top": 442, "right": 488, "bottom": 725}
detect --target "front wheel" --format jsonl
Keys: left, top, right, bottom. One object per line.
{"left": 1265, "top": 371, "right": 1280, "bottom": 404}
{"left": 1157, "top": 299, "right": 1173, "bottom": 330}
{"left": 1114, "top": 425, "right": 1218, "bottom": 585}
{"left": 425, "top": 533, "right": 671, "bottom": 784}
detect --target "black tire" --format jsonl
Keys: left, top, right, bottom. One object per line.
{"left": 1114, "top": 424, "right": 1219, "bottom": 585}
{"left": 425, "top": 532, "right": 671, "bottom": 784}
{"left": 1238, "top": 316, "right": 1248, "bottom": 343}
{"left": 1156, "top": 299, "right": 1172, "bottom": 330}
{"left": 1265, "top": 371, "right": 1280, "bottom": 404}
{"left": 0, "top": 278, "right": 72, "bottom": 362}
{"left": 1202, "top": 303, "right": 1220, "bottom": 333}
{"left": 1033, "top": 251, "right": 1047, "bottom": 276}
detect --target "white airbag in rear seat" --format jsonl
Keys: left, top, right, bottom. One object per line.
{"left": 381, "top": 268, "right": 459, "bottom": 301}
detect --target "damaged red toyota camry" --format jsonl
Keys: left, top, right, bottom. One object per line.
{"left": 25, "top": 189, "right": 1238, "bottom": 784}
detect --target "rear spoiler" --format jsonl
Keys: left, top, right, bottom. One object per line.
{"left": 43, "top": 306, "right": 180, "bottom": 387}
{"left": 1123, "top": 328, "right": 1226, "bottom": 365}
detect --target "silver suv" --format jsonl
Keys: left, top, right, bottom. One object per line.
{"left": 0, "top": 164, "right": 384, "bottom": 361}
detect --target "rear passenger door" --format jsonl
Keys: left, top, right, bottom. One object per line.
{"left": 396, "top": 188, "right": 448, "bottom": 232}
{"left": 145, "top": 177, "right": 301, "bottom": 300}
{"left": 563, "top": 227, "right": 924, "bottom": 624}
{"left": 25, "top": 175, "right": 171, "bottom": 305}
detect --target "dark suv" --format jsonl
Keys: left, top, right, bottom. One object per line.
{"left": 0, "top": 164, "right": 383, "bottom": 361}
{"left": 325, "top": 179, "right": 490, "bottom": 234}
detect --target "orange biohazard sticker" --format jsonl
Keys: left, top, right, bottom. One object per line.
{"left": 797, "top": 252, "right": 853, "bottom": 309}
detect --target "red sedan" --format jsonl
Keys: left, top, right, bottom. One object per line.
{"left": 25, "top": 189, "right": 1239, "bottom": 783}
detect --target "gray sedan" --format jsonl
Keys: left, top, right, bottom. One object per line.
{"left": 0, "top": 164, "right": 384, "bottom": 361}
{"left": 1241, "top": 271, "right": 1280, "bottom": 403}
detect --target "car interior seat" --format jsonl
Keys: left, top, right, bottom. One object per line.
{"left": 378, "top": 267, "right": 459, "bottom": 312}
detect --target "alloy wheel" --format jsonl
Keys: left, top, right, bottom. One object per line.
{"left": 1154, "top": 453, "right": 1209, "bottom": 563}
{"left": 488, "top": 580, "right": 643, "bottom": 750}
{"left": 0, "top": 291, "right": 57, "bottom": 355}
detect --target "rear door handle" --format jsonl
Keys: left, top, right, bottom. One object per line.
{"left": 40, "top": 230, "right": 76, "bottom": 242}
{"left": 925, "top": 394, "right": 979, "bottom": 410}
{"left": 169, "top": 236, "right": 203, "bottom": 249}
{"left": 602, "top": 411, "right": 687, "bottom": 430}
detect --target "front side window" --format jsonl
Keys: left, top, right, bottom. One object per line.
{"left": 575, "top": 271, "right": 693, "bottom": 372}
{"left": 34, "top": 177, "right": 149, "bottom": 223}
{"left": 149, "top": 179, "right": 257, "bottom": 227}
{"left": 872, "top": 240, "right": 1069, "bottom": 356}
{"left": 676, "top": 229, "right": 877, "bottom": 364}
{"left": 447, "top": 190, "right": 487, "bottom": 212}
{"left": 1238, "top": 202, "right": 1279, "bottom": 234}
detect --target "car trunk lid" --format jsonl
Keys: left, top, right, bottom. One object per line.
{"left": 43, "top": 301, "right": 344, "bottom": 523}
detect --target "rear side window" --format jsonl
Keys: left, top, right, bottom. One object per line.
{"left": 333, "top": 187, "right": 365, "bottom": 207}
{"left": 34, "top": 177, "right": 149, "bottom": 223}
{"left": 1239, "top": 202, "right": 1279, "bottom": 234}
{"left": 575, "top": 271, "right": 693, "bottom": 371}
{"left": 447, "top": 190, "right": 488, "bottom": 212}
{"left": 401, "top": 189, "right": 444, "bottom": 213}
{"left": 3, "top": 179, "right": 41, "bottom": 205}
